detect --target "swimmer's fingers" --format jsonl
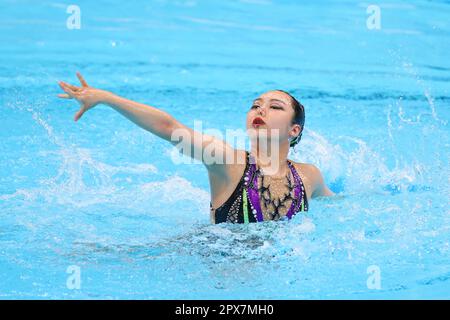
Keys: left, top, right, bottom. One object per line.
{"left": 58, "top": 81, "right": 78, "bottom": 98}
{"left": 76, "top": 72, "right": 89, "bottom": 87}
{"left": 74, "top": 107, "right": 86, "bottom": 122}
{"left": 57, "top": 93, "right": 73, "bottom": 99}
{"left": 61, "top": 81, "right": 81, "bottom": 92}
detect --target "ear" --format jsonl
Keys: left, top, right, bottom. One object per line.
{"left": 289, "top": 124, "right": 302, "bottom": 139}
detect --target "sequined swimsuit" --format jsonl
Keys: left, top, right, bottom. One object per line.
{"left": 211, "top": 151, "right": 309, "bottom": 224}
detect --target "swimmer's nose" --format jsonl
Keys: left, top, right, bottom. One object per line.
{"left": 257, "top": 106, "right": 266, "bottom": 116}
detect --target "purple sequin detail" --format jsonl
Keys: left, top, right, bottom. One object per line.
{"left": 285, "top": 161, "right": 302, "bottom": 219}
{"left": 247, "top": 158, "right": 264, "bottom": 222}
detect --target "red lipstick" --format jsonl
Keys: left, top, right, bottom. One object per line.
{"left": 252, "top": 117, "right": 266, "bottom": 127}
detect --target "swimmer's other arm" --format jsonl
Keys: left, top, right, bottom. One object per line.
{"left": 309, "top": 164, "right": 335, "bottom": 198}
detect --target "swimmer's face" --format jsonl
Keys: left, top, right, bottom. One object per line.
{"left": 246, "top": 90, "right": 300, "bottom": 143}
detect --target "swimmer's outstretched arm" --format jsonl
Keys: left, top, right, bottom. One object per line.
{"left": 58, "top": 72, "right": 235, "bottom": 173}
{"left": 58, "top": 72, "right": 175, "bottom": 140}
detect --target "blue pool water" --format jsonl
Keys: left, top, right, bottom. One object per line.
{"left": 0, "top": 0, "right": 449, "bottom": 299}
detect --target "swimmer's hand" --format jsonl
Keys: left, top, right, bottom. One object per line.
{"left": 57, "top": 72, "right": 109, "bottom": 122}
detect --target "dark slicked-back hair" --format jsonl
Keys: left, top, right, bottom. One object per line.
{"left": 275, "top": 90, "right": 305, "bottom": 147}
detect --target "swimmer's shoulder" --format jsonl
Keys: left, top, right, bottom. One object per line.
{"left": 289, "top": 161, "right": 335, "bottom": 199}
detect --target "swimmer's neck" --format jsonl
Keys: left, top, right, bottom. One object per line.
{"left": 250, "top": 141, "right": 291, "bottom": 176}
